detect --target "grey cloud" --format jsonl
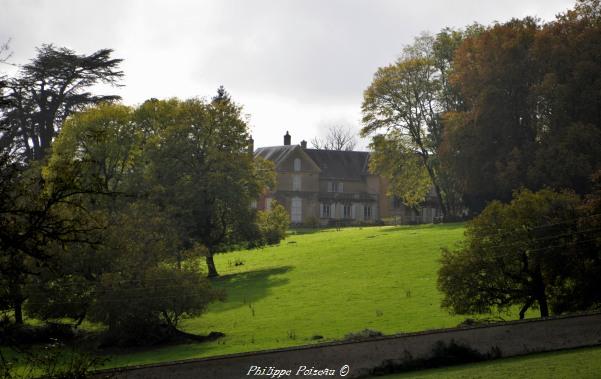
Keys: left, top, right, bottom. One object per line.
{"left": 0, "top": 0, "right": 575, "bottom": 147}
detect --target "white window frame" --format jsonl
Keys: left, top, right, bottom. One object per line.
{"left": 294, "top": 158, "right": 301, "bottom": 172}
{"left": 343, "top": 204, "right": 352, "bottom": 219}
{"left": 364, "top": 205, "right": 372, "bottom": 220}
{"left": 291, "top": 197, "right": 302, "bottom": 223}
{"left": 265, "top": 197, "right": 273, "bottom": 211}
{"left": 321, "top": 203, "right": 331, "bottom": 218}
{"left": 292, "top": 175, "right": 301, "bottom": 191}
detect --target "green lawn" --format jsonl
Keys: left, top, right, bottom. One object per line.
{"left": 106, "top": 223, "right": 480, "bottom": 368}
{"left": 379, "top": 346, "right": 601, "bottom": 379}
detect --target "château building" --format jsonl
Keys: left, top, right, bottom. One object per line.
{"left": 254, "top": 131, "right": 442, "bottom": 226}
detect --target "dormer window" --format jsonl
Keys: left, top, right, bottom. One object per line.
{"left": 294, "top": 158, "right": 301, "bottom": 172}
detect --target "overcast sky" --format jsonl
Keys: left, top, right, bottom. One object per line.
{"left": 1, "top": 0, "right": 575, "bottom": 149}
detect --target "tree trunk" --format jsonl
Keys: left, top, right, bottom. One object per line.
{"left": 205, "top": 254, "right": 219, "bottom": 278}
{"left": 14, "top": 300, "right": 23, "bottom": 325}
{"left": 419, "top": 153, "right": 449, "bottom": 219}
{"left": 9, "top": 282, "right": 24, "bottom": 324}
{"left": 538, "top": 293, "right": 549, "bottom": 318}
{"left": 519, "top": 297, "right": 534, "bottom": 320}
{"left": 533, "top": 266, "right": 549, "bottom": 318}
{"left": 532, "top": 265, "right": 549, "bottom": 318}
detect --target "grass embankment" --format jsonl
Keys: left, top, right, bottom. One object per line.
{"left": 107, "top": 223, "right": 473, "bottom": 367}
{"left": 380, "top": 345, "right": 601, "bottom": 379}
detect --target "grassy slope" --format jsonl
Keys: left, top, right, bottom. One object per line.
{"left": 108, "top": 223, "right": 474, "bottom": 367}
{"left": 380, "top": 346, "right": 601, "bottom": 379}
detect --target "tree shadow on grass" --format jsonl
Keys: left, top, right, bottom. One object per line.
{"left": 382, "top": 222, "right": 466, "bottom": 234}
{"left": 207, "top": 266, "right": 293, "bottom": 314}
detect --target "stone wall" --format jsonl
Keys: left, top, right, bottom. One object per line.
{"left": 91, "top": 312, "right": 601, "bottom": 379}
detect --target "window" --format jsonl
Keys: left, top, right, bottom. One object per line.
{"left": 338, "top": 182, "right": 344, "bottom": 193}
{"left": 294, "top": 158, "right": 301, "bottom": 172}
{"left": 250, "top": 199, "right": 257, "bottom": 209}
{"left": 293, "top": 175, "right": 301, "bottom": 191}
{"left": 265, "top": 197, "right": 273, "bottom": 211}
{"left": 320, "top": 203, "right": 331, "bottom": 218}
{"left": 291, "top": 197, "right": 302, "bottom": 223}
{"left": 343, "top": 204, "right": 352, "bottom": 219}
{"left": 364, "top": 205, "right": 372, "bottom": 220}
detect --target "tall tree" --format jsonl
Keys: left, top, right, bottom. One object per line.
{"left": 441, "top": 5, "right": 601, "bottom": 212}
{"left": 140, "top": 89, "right": 274, "bottom": 277}
{"left": 442, "top": 18, "right": 540, "bottom": 212}
{"left": 30, "top": 102, "right": 224, "bottom": 340}
{"left": 0, "top": 157, "right": 105, "bottom": 324}
{"left": 362, "top": 34, "right": 460, "bottom": 218}
{"left": 2, "top": 45, "right": 123, "bottom": 162}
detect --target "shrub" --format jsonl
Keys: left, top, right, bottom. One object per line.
{"left": 343, "top": 329, "right": 383, "bottom": 341}
{"left": 88, "top": 266, "right": 223, "bottom": 346}
{"left": 257, "top": 201, "right": 290, "bottom": 245}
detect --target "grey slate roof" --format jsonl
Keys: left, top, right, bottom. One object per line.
{"left": 255, "top": 145, "right": 371, "bottom": 181}
{"left": 304, "top": 149, "right": 370, "bottom": 180}
{"left": 254, "top": 145, "right": 298, "bottom": 166}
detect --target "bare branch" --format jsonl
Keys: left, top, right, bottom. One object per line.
{"left": 310, "top": 124, "right": 357, "bottom": 151}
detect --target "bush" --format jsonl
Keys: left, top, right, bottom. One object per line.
{"left": 343, "top": 329, "right": 383, "bottom": 341}
{"left": 370, "top": 340, "right": 498, "bottom": 376}
{"left": 88, "top": 266, "right": 223, "bottom": 347}
{"left": 257, "top": 201, "right": 290, "bottom": 245}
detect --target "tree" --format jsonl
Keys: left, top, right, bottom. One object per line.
{"left": 368, "top": 133, "right": 432, "bottom": 207}
{"left": 441, "top": 6, "right": 601, "bottom": 212}
{"left": 311, "top": 124, "right": 357, "bottom": 151}
{"left": 438, "top": 189, "right": 587, "bottom": 320}
{"left": 362, "top": 34, "right": 452, "bottom": 218}
{"left": 30, "top": 102, "right": 225, "bottom": 342}
{"left": 2, "top": 44, "right": 123, "bottom": 162}
{"left": 138, "top": 89, "right": 274, "bottom": 277}
{"left": 22, "top": 103, "right": 141, "bottom": 325}
{"left": 84, "top": 203, "right": 222, "bottom": 345}
{"left": 0, "top": 45, "right": 123, "bottom": 325}
{"left": 0, "top": 157, "right": 105, "bottom": 324}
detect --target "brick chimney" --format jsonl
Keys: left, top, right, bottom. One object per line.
{"left": 300, "top": 140, "right": 307, "bottom": 148}
{"left": 284, "top": 131, "right": 291, "bottom": 145}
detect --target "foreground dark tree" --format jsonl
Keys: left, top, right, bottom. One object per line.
{"left": 437, "top": 188, "right": 596, "bottom": 320}
{"left": 0, "top": 45, "right": 122, "bottom": 325}
{"left": 311, "top": 124, "right": 357, "bottom": 151}
{"left": 2, "top": 44, "right": 123, "bottom": 161}
{"left": 29, "top": 103, "right": 225, "bottom": 342}
{"left": 0, "top": 157, "right": 104, "bottom": 324}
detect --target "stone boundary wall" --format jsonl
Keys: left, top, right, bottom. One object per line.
{"left": 92, "top": 312, "right": 601, "bottom": 379}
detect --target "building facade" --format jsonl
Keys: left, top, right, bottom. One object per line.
{"left": 254, "top": 132, "right": 443, "bottom": 226}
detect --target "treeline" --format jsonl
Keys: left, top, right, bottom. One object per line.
{"left": 0, "top": 46, "right": 286, "bottom": 348}
{"left": 363, "top": 0, "right": 601, "bottom": 216}
{"left": 363, "top": 0, "right": 601, "bottom": 319}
